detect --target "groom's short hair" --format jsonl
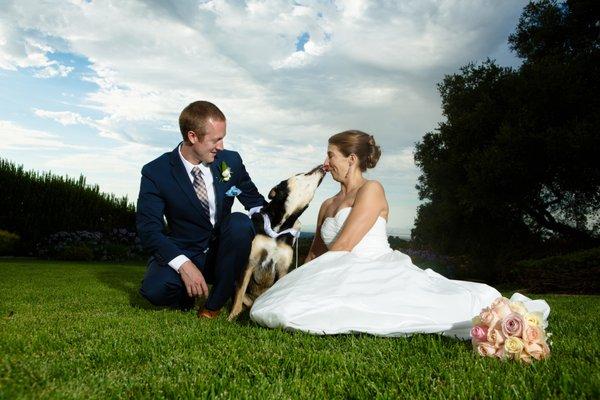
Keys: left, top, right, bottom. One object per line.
{"left": 179, "top": 101, "right": 226, "bottom": 142}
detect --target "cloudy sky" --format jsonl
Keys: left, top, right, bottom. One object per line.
{"left": 0, "top": 0, "right": 526, "bottom": 235}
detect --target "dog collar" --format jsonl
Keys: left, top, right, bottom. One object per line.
{"left": 248, "top": 206, "right": 300, "bottom": 243}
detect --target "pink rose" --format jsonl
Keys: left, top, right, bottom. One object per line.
{"left": 524, "top": 342, "right": 545, "bottom": 360}
{"left": 519, "top": 352, "right": 533, "bottom": 364}
{"left": 541, "top": 341, "right": 551, "bottom": 359}
{"left": 480, "top": 308, "right": 500, "bottom": 329}
{"left": 501, "top": 313, "right": 524, "bottom": 337}
{"left": 487, "top": 328, "right": 505, "bottom": 347}
{"left": 494, "top": 345, "right": 506, "bottom": 359}
{"left": 477, "top": 342, "right": 496, "bottom": 357}
{"left": 523, "top": 325, "right": 542, "bottom": 343}
{"left": 470, "top": 325, "right": 489, "bottom": 342}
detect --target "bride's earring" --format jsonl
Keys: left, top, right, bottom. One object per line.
{"left": 344, "top": 162, "right": 351, "bottom": 179}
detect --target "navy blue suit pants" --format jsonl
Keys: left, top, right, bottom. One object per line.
{"left": 139, "top": 212, "right": 254, "bottom": 311}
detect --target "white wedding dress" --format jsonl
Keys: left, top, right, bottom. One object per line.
{"left": 250, "top": 207, "right": 550, "bottom": 339}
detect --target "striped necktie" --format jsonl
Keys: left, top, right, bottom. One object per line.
{"left": 191, "top": 166, "right": 210, "bottom": 216}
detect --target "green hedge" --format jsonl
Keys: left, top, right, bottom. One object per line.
{"left": 0, "top": 158, "right": 135, "bottom": 253}
{"left": 510, "top": 247, "right": 600, "bottom": 294}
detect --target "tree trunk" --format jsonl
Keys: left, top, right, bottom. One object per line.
{"left": 523, "top": 205, "right": 596, "bottom": 243}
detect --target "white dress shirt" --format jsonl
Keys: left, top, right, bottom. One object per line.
{"left": 168, "top": 144, "right": 217, "bottom": 272}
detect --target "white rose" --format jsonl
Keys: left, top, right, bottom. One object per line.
{"left": 222, "top": 168, "right": 231, "bottom": 181}
{"left": 509, "top": 301, "right": 528, "bottom": 316}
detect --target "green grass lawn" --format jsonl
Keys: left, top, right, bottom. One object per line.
{"left": 0, "top": 259, "right": 599, "bottom": 399}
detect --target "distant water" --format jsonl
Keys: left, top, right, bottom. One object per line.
{"left": 386, "top": 228, "right": 412, "bottom": 240}
{"left": 299, "top": 228, "right": 411, "bottom": 240}
{"left": 299, "top": 231, "right": 315, "bottom": 239}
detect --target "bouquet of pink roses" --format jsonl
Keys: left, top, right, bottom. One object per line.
{"left": 470, "top": 297, "right": 551, "bottom": 363}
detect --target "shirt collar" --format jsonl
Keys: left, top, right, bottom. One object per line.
{"left": 178, "top": 143, "right": 211, "bottom": 176}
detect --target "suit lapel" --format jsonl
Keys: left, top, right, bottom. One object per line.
{"left": 210, "top": 155, "right": 224, "bottom": 225}
{"left": 169, "top": 145, "right": 211, "bottom": 225}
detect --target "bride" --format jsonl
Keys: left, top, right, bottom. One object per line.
{"left": 250, "top": 130, "right": 549, "bottom": 338}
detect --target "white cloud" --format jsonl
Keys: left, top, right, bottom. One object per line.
{"left": 33, "top": 109, "right": 92, "bottom": 126}
{"left": 272, "top": 38, "right": 332, "bottom": 69}
{"left": 337, "top": 0, "right": 370, "bottom": 21}
{"left": 0, "top": 0, "right": 528, "bottom": 230}
{"left": 0, "top": 120, "right": 86, "bottom": 150}
{"left": 32, "top": 108, "right": 129, "bottom": 144}
{"left": 0, "top": 15, "right": 73, "bottom": 77}
{"left": 272, "top": 50, "right": 312, "bottom": 70}
{"left": 379, "top": 147, "right": 417, "bottom": 173}
{"left": 33, "top": 63, "right": 73, "bottom": 78}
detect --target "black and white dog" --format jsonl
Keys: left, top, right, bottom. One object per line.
{"left": 228, "top": 165, "right": 326, "bottom": 320}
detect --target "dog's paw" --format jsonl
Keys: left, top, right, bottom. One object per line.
{"left": 228, "top": 307, "right": 240, "bottom": 321}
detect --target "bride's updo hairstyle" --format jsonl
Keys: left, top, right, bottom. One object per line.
{"left": 328, "top": 130, "right": 381, "bottom": 171}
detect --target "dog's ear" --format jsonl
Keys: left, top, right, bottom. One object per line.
{"left": 269, "top": 180, "right": 288, "bottom": 200}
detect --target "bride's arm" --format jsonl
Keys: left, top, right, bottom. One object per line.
{"left": 304, "top": 199, "right": 330, "bottom": 263}
{"left": 329, "top": 181, "right": 386, "bottom": 252}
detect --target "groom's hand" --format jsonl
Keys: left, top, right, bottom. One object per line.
{"left": 179, "top": 261, "right": 209, "bottom": 298}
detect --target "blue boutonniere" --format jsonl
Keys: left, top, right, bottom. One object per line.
{"left": 219, "top": 161, "right": 232, "bottom": 182}
{"left": 225, "top": 186, "right": 242, "bottom": 197}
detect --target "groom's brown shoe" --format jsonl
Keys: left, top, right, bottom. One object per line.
{"left": 197, "top": 307, "right": 221, "bottom": 319}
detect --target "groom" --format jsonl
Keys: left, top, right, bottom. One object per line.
{"left": 136, "top": 100, "right": 266, "bottom": 317}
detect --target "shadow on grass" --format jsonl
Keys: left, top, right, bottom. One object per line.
{"left": 93, "top": 266, "right": 255, "bottom": 321}
{"left": 95, "top": 266, "right": 164, "bottom": 310}
{"left": 91, "top": 262, "right": 258, "bottom": 324}
{"left": 231, "top": 308, "right": 258, "bottom": 327}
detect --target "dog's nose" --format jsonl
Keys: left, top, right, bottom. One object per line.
{"left": 307, "top": 164, "right": 326, "bottom": 175}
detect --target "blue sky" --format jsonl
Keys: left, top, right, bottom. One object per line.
{"left": 0, "top": 0, "right": 526, "bottom": 235}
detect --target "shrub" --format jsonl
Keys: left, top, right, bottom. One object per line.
{"left": 388, "top": 236, "right": 411, "bottom": 250}
{"left": 0, "top": 158, "right": 135, "bottom": 252}
{"left": 0, "top": 229, "right": 20, "bottom": 255}
{"left": 509, "top": 247, "right": 600, "bottom": 294}
{"left": 36, "top": 228, "right": 144, "bottom": 262}
{"left": 103, "top": 243, "right": 130, "bottom": 261}
{"left": 58, "top": 244, "right": 94, "bottom": 261}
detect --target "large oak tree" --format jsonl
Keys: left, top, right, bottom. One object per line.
{"left": 412, "top": 0, "right": 600, "bottom": 276}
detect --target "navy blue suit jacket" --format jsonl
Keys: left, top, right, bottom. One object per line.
{"left": 136, "top": 145, "right": 265, "bottom": 266}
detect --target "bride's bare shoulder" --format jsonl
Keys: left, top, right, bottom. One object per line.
{"left": 358, "top": 180, "right": 385, "bottom": 196}
{"left": 356, "top": 180, "right": 388, "bottom": 218}
{"left": 317, "top": 196, "right": 335, "bottom": 222}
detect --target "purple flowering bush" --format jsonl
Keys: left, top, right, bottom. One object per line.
{"left": 387, "top": 236, "right": 459, "bottom": 278}
{"left": 37, "top": 228, "right": 144, "bottom": 262}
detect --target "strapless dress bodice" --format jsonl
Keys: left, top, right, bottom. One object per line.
{"left": 320, "top": 207, "right": 392, "bottom": 259}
